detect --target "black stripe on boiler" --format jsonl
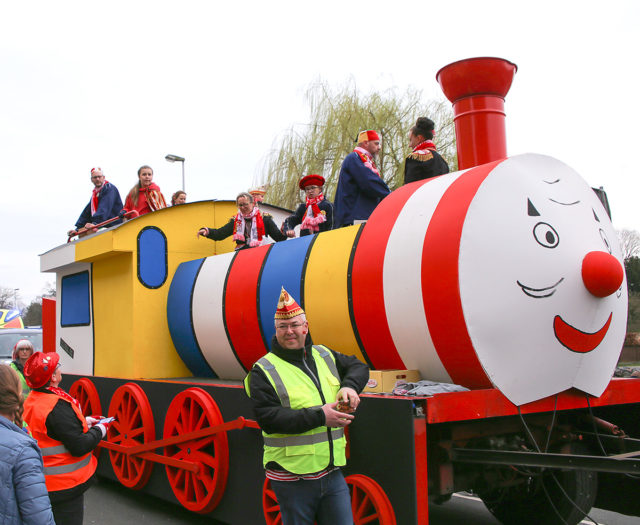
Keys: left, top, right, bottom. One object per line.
{"left": 346, "top": 224, "right": 374, "bottom": 368}
{"left": 256, "top": 244, "right": 276, "bottom": 359}
{"left": 299, "top": 233, "right": 319, "bottom": 311}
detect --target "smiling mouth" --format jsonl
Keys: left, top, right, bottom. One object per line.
{"left": 517, "top": 278, "right": 564, "bottom": 298}
{"left": 553, "top": 313, "right": 612, "bottom": 353}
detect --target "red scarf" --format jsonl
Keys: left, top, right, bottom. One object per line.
{"left": 90, "top": 181, "right": 109, "bottom": 215}
{"left": 233, "top": 206, "right": 265, "bottom": 247}
{"left": 413, "top": 140, "right": 437, "bottom": 153}
{"left": 47, "top": 386, "right": 81, "bottom": 410}
{"left": 301, "top": 194, "right": 326, "bottom": 232}
{"left": 140, "top": 183, "right": 167, "bottom": 211}
{"left": 353, "top": 146, "right": 381, "bottom": 177}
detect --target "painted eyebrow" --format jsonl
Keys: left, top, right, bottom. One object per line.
{"left": 543, "top": 178, "right": 560, "bottom": 184}
{"left": 548, "top": 198, "right": 580, "bottom": 206}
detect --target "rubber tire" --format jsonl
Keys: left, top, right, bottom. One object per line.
{"left": 479, "top": 444, "right": 598, "bottom": 525}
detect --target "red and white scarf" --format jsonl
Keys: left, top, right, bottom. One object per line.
{"left": 90, "top": 181, "right": 109, "bottom": 215}
{"left": 141, "top": 183, "right": 167, "bottom": 211}
{"left": 412, "top": 140, "right": 437, "bottom": 154}
{"left": 353, "top": 146, "right": 380, "bottom": 177}
{"left": 47, "top": 386, "right": 81, "bottom": 410}
{"left": 233, "top": 206, "right": 265, "bottom": 247}
{"left": 301, "top": 194, "right": 326, "bottom": 233}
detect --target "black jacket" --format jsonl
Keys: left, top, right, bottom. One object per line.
{"left": 203, "top": 213, "right": 286, "bottom": 249}
{"left": 404, "top": 149, "right": 450, "bottom": 185}
{"left": 246, "top": 337, "right": 369, "bottom": 436}
{"left": 283, "top": 199, "right": 334, "bottom": 236}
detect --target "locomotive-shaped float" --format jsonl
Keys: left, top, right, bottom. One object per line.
{"left": 39, "top": 57, "right": 640, "bottom": 525}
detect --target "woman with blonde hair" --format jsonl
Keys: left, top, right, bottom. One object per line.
{"left": 0, "top": 364, "right": 55, "bottom": 524}
{"left": 123, "top": 165, "right": 167, "bottom": 216}
{"left": 10, "top": 339, "right": 34, "bottom": 397}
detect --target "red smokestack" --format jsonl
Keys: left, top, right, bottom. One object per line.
{"left": 436, "top": 57, "right": 517, "bottom": 170}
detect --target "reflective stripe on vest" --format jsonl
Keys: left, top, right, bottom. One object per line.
{"left": 263, "top": 428, "right": 344, "bottom": 447}
{"left": 43, "top": 455, "right": 92, "bottom": 475}
{"left": 255, "top": 345, "right": 347, "bottom": 474}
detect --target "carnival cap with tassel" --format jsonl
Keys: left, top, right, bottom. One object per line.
{"left": 274, "top": 287, "right": 304, "bottom": 320}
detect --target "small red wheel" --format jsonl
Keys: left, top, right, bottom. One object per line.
{"left": 107, "top": 383, "right": 155, "bottom": 489}
{"left": 69, "top": 378, "right": 102, "bottom": 416}
{"left": 69, "top": 378, "right": 103, "bottom": 457}
{"left": 347, "top": 474, "right": 397, "bottom": 525}
{"left": 263, "top": 478, "right": 282, "bottom": 525}
{"left": 163, "top": 387, "right": 229, "bottom": 514}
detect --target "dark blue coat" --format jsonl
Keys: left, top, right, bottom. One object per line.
{"left": 283, "top": 198, "right": 333, "bottom": 236}
{"left": 333, "top": 151, "right": 390, "bottom": 226}
{"left": 74, "top": 182, "right": 124, "bottom": 229}
{"left": 0, "top": 415, "right": 55, "bottom": 525}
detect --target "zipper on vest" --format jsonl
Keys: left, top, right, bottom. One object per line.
{"left": 303, "top": 347, "right": 335, "bottom": 468}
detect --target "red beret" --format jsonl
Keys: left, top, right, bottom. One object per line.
{"left": 299, "top": 174, "right": 325, "bottom": 190}
{"left": 24, "top": 351, "right": 60, "bottom": 389}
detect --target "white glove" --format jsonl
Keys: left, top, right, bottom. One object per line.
{"left": 86, "top": 416, "right": 100, "bottom": 428}
{"left": 95, "top": 423, "right": 107, "bottom": 438}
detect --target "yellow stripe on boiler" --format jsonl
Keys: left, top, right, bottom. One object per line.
{"left": 303, "top": 226, "right": 366, "bottom": 363}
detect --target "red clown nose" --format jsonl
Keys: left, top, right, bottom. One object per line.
{"left": 581, "top": 251, "right": 624, "bottom": 298}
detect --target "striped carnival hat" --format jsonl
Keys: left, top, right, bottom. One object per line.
{"left": 357, "top": 129, "right": 380, "bottom": 143}
{"left": 274, "top": 287, "right": 304, "bottom": 320}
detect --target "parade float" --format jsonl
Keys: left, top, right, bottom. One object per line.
{"left": 39, "top": 57, "right": 640, "bottom": 524}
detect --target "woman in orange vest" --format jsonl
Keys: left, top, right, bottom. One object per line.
{"left": 22, "top": 353, "right": 109, "bottom": 525}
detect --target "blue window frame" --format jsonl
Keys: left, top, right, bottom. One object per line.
{"left": 61, "top": 271, "right": 91, "bottom": 327}
{"left": 138, "top": 226, "right": 168, "bottom": 289}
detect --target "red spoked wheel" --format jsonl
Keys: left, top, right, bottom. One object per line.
{"left": 263, "top": 478, "right": 282, "bottom": 525}
{"left": 163, "top": 387, "right": 229, "bottom": 514}
{"left": 69, "top": 378, "right": 103, "bottom": 457}
{"left": 69, "top": 378, "right": 102, "bottom": 416}
{"left": 107, "top": 383, "right": 155, "bottom": 489}
{"left": 347, "top": 474, "right": 397, "bottom": 525}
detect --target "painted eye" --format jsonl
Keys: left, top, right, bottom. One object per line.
{"left": 533, "top": 222, "right": 560, "bottom": 249}
{"left": 599, "top": 229, "right": 612, "bottom": 254}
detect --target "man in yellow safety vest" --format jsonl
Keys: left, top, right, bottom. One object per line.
{"left": 244, "top": 287, "right": 369, "bottom": 525}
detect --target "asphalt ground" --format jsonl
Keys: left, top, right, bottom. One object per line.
{"left": 84, "top": 478, "right": 638, "bottom": 525}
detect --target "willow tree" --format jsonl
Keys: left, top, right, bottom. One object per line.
{"left": 258, "top": 80, "right": 456, "bottom": 210}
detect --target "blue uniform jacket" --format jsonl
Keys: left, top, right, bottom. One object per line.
{"left": 74, "top": 182, "right": 124, "bottom": 229}
{"left": 333, "top": 151, "right": 390, "bottom": 226}
{"left": 0, "top": 415, "right": 55, "bottom": 525}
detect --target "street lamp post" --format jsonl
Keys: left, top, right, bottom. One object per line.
{"left": 13, "top": 288, "right": 19, "bottom": 310}
{"left": 165, "top": 154, "right": 186, "bottom": 192}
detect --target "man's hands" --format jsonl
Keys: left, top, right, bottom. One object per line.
{"left": 336, "top": 387, "right": 360, "bottom": 412}
{"left": 321, "top": 402, "right": 354, "bottom": 427}
{"left": 321, "top": 387, "right": 361, "bottom": 428}
{"left": 285, "top": 230, "right": 295, "bottom": 238}
{"left": 197, "top": 227, "right": 209, "bottom": 238}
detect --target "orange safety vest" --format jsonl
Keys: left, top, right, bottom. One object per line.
{"left": 23, "top": 391, "right": 97, "bottom": 492}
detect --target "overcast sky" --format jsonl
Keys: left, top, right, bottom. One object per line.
{"left": 1, "top": 0, "right": 638, "bottom": 305}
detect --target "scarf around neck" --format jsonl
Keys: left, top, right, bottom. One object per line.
{"left": 47, "top": 386, "right": 81, "bottom": 409}
{"left": 140, "top": 182, "right": 167, "bottom": 211}
{"left": 301, "top": 193, "right": 326, "bottom": 232}
{"left": 353, "top": 146, "right": 380, "bottom": 177}
{"left": 233, "top": 206, "right": 265, "bottom": 247}
{"left": 91, "top": 181, "right": 109, "bottom": 215}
